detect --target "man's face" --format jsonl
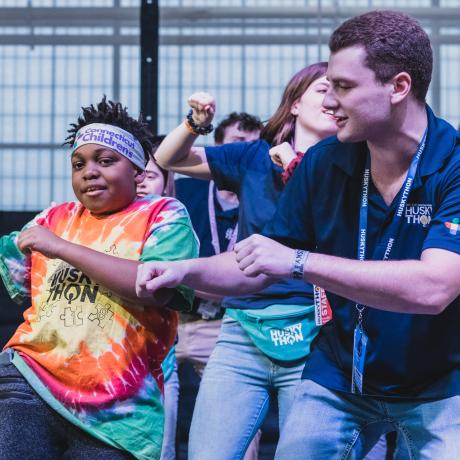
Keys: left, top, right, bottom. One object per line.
{"left": 220, "top": 123, "right": 260, "bottom": 145}
{"left": 323, "top": 45, "right": 393, "bottom": 143}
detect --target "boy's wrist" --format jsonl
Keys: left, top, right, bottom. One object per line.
{"left": 53, "top": 237, "right": 73, "bottom": 260}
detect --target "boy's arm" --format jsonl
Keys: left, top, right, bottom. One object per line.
{"left": 18, "top": 225, "right": 174, "bottom": 310}
{"left": 0, "top": 231, "right": 31, "bottom": 304}
{"left": 0, "top": 207, "right": 50, "bottom": 304}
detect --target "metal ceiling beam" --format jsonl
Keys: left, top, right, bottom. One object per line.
{"left": 158, "top": 6, "right": 460, "bottom": 21}
{"left": 1, "top": 6, "right": 460, "bottom": 25}
{"left": 2, "top": 33, "right": 460, "bottom": 47}
{"left": 0, "top": 35, "right": 139, "bottom": 46}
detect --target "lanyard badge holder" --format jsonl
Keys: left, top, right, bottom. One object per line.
{"left": 351, "top": 129, "right": 427, "bottom": 395}
{"left": 351, "top": 306, "right": 368, "bottom": 394}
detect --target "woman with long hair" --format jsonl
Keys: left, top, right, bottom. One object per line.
{"left": 153, "top": 62, "right": 337, "bottom": 459}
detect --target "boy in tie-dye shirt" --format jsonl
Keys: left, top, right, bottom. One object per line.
{"left": 0, "top": 97, "right": 198, "bottom": 460}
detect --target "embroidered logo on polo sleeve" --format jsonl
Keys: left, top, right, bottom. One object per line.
{"left": 405, "top": 203, "right": 432, "bottom": 227}
{"left": 445, "top": 218, "right": 460, "bottom": 235}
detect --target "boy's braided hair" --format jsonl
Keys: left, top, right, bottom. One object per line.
{"left": 64, "top": 95, "right": 154, "bottom": 165}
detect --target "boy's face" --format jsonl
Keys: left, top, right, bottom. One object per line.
{"left": 323, "top": 45, "right": 393, "bottom": 143}
{"left": 71, "top": 144, "right": 144, "bottom": 215}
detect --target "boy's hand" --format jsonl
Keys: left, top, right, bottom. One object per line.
{"left": 187, "top": 92, "right": 215, "bottom": 127}
{"left": 136, "top": 260, "right": 186, "bottom": 298}
{"left": 234, "top": 234, "right": 295, "bottom": 279}
{"left": 18, "top": 225, "right": 66, "bottom": 259}
{"left": 269, "top": 142, "right": 297, "bottom": 170}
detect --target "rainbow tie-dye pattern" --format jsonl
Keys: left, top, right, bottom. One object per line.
{"left": 0, "top": 196, "right": 198, "bottom": 459}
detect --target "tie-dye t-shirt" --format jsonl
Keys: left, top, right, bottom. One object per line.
{"left": 0, "top": 196, "right": 198, "bottom": 460}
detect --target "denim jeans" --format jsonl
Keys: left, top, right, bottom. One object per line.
{"left": 188, "top": 316, "right": 306, "bottom": 460}
{"left": 275, "top": 378, "right": 460, "bottom": 460}
{"left": 160, "top": 362, "right": 179, "bottom": 460}
{"left": 161, "top": 319, "right": 261, "bottom": 460}
{"left": 161, "top": 320, "right": 223, "bottom": 460}
{"left": 0, "top": 352, "right": 134, "bottom": 460}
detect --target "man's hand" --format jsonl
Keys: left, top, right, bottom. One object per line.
{"left": 17, "top": 225, "right": 66, "bottom": 259}
{"left": 234, "top": 234, "right": 295, "bottom": 279}
{"left": 269, "top": 142, "right": 297, "bottom": 170}
{"left": 136, "top": 260, "right": 186, "bottom": 298}
{"left": 187, "top": 92, "right": 216, "bottom": 127}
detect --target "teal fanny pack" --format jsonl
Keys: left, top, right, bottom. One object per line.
{"left": 227, "top": 304, "right": 319, "bottom": 362}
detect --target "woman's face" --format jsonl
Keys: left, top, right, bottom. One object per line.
{"left": 136, "top": 159, "right": 166, "bottom": 197}
{"left": 291, "top": 75, "right": 338, "bottom": 140}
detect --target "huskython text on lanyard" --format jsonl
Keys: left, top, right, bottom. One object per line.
{"left": 351, "top": 129, "right": 428, "bottom": 395}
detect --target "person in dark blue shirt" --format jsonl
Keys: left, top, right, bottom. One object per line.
{"left": 150, "top": 63, "right": 337, "bottom": 460}
{"left": 169, "top": 113, "right": 262, "bottom": 460}
{"left": 137, "top": 10, "right": 460, "bottom": 460}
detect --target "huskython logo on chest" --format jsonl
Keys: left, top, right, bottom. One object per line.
{"left": 405, "top": 203, "right": 432, "bottom": 227}
{"left": 47, "top": 264, "right": 99, "bottom": 304}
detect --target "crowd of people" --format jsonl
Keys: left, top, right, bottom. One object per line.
{"left": 1, "top": 9, "right": 460, "bottom": 460}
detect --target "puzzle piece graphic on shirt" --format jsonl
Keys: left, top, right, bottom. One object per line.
{"left": 60, "top": 305, "right": 84, "bottom": 327}
{"left": 88, "top": 303, "right": 114, "bottom": 329}
{"left": 38, "top": 302, "right": 57, "bottom": 321}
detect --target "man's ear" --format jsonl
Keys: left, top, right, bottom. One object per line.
{"left": 290, "top": 99, "right": 300, "bottom": 116}
{"left": 134, "top": 167, "right": 145, "bottom": 185}
{"left": 390, "top": 72, "right": 412, "bottom": 105}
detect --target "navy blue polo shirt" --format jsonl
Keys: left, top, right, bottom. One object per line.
{"left": 263, "top": 106, "right": 460, "bottom": 399}
{"left": 175, "top": 177, "right": 238, "bottom": 258}
{"left": 205, "top": 139, "right": 314, "bottom": 309}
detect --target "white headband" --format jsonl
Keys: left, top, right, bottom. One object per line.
{"left": 72, "top": 123, "right": 146, "bottom": 170}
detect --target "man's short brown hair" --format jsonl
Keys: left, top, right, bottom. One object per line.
{"left": 329, "top": 10, "right": 432, "bottom": 102}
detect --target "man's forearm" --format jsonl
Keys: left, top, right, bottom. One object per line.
{"left": 183, "top": 252, "right": 271, "bottom": 296}
{"left": 304, "top": 252, "right": 450, "bottom": 314}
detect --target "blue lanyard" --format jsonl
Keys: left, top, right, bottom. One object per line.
{"left": 355, "top": 129, "right": 427, "bottom": 321}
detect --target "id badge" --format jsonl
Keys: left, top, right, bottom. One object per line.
{"left": 351, "top": 324, "right": 368, "bottom": 394}
{"left": 313, "top": 285, "right": 333, "bottom": 326}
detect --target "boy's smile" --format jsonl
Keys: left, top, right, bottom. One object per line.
{"left": 71, "top": 144, "right": 144, "bottom": 216}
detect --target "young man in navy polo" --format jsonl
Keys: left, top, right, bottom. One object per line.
{"left": 137, "top": 10, "right": 460, "bottom": 458}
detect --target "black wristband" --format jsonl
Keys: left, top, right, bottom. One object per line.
{"left": 186, "top": 109, "right": 214, "bottom": 136}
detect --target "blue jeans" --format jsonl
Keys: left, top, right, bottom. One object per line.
{"left": 276, "top": 378, "right": 460, "bottom": 460}
{"left": 189, "top": 317, "right": 306, "bottom": 460}
{"left": 160, "top": 363, "right": 179, "bottom": 460}
{"left": 0, "top": 352, "right": 134, "bottom": 460}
